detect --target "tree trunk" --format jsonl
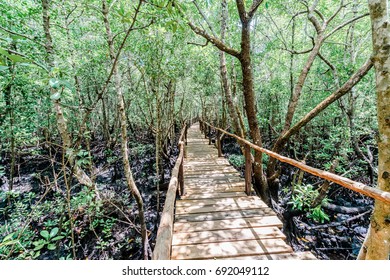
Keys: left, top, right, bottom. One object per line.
{"left": 358, "top": 0, "right": 390, "bottom": 260}
{"left": 219, "top": 0, "right": 244, "bottom": 138}
{"left": 239, "top": 20, "right": 269, "bottom": 204}
{"left": 41, "top": 0, "right": 96, "bottom": 193}
{"left": 101, "top": 0, "right": 149, "bottom": 259}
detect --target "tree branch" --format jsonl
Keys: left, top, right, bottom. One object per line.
{"left": 187, "top": 40, "right": 209, "bottom": 47}
{"left": 188, "top": 21, "right": 241, "bottom": 58}
{"left": 325, "top": 12, "right": 369, "bottom": 39}
{"left": 192, "top": 0, "right": 217, "bottom": 37}
{"left": 248, "top": 0, "right": 265, "bottom": 19}
{"left": 76, "top": 0, "right": 144, "bottom": 143}
{"left": 280, "top": 58, "right": 373, "bottom": 143}
{"left": 235, "top": 0, "right": 247, "bottom": 23}
{"left": 326, "top": 0, "right": 346, "bottom": 24}
{"left": 307, "top": 0, "right": 323, "bottom": 33}
{"left": 0, "top": 26, "right": 45, "bottom": 48}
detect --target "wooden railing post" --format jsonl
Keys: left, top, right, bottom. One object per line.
{"left": 244, "top": 143, "right": 252, "bottom": 196}
{"left": 217, "top": 130, "right": 223, "bottom": 157}
{"left": 179, "top": 158, "right": 185, "bottom": 196}
{"left": 185, "top": 125, "right": 188, "bottom": 145}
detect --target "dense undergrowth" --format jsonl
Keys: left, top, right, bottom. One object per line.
{"left": 222, "top": 130, "right": 375, "bottom": 260}
{"left": 0, "top": 131, "right": 179, "bottom": 260}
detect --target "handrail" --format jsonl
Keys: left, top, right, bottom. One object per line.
{"left": 201, "top": 120, "right": 390, "bottom": 204}
{"left": 152, "top": 124, "right": 188, "bottom": 260}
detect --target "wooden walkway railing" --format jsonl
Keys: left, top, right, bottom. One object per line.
{"left": 200, "top": 120, "right": 390, "bottom": 204}
{"left": 152, "top": 123, "right": 188, "bottom": 260}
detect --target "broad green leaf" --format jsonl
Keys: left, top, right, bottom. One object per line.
{"left": 59, "top": 80, "right": 74, "bottom": 92}
{"left": 47, "top": 243, "right": 56, "bottom": 250}
{"left": 33, "top": 242, "right": 45, "bottom": 251}
{"left": 0, "top": 48, "right": 7, "bottom": 55}
{"left": 50, "top": 91, "right": 61, "bottom": 100}
{"left": 51, "top": 235, "right": 64, "bottom": 241}
{"left": 2, "top": 233, "right": 14, "bottom": 242}
{"left": 49, "top": 78, "right": 60, "bottom": 89}
{"left": 40, "top": 230, "right": 50, "bottom": 240}
{"left": 0, "top": 65, "right": 8, "bottom": 71}
{"left": 0, "top": 240, "right": 19, "bottom": 247}
{"left": 50, "top": 227, "right": 59, "bottom": 238}
{"left": 7, "top": 54, "right": 32, "bottom": 63}
{"left": 10, "top": 34, "right": 24, "bottom": 41}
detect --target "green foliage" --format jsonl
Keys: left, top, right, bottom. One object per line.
{"left": 228, "top": 154, "right": 245, "bottom": 169}
{"left": 0, "top": 164, "right": 5, "bottom": 177}
{"left": 76, "top": 149, "right": 92, "bottom": 168}
{"left": 33, "top": 227, "right": 64, "bottom": 252}
{"left": 291, "top": 184, "right": 330, "bottom": 223}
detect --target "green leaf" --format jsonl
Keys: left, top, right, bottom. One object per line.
{"left": 50, "top": 91, "right": 61, "bottom": 100}
{"left": 0, "top": 48, "right": 8, "bottom": 55}
{"left": 0, "top": 240, "right": 19, "bottom": 247}
{"left": 2, "top": 233, "right": 14, "bottom": 242}
{"left": 51, "top": 235, "right": 64, "bottom": 241}
{"left": 8, "top": 54, "right": 32, "bottom": 63}
{"left": 40, "top": 230, "right": 50, "bottom": 241}
{"left": 59, "top": 80, "right": 74, "bottom": 92}
{"left": 47, "top": 243, "right": 56, "bottom": 250}
{"left": 49, "top": 78, "right": 60, "bottom": 89}
{"left": 0, "top": 65, "right": 8, "bottom": 71}
{"left": 50, "top": 227, "right": 59, "bottom": 238}
{"left": 33, "top": 242, "right": 45, "bottom": 251}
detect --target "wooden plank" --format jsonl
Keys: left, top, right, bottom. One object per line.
{"left": 183, "top": 186, "right": 245, "bottom": 194}
{"left": 185, "top": 174, "right": 243, "bottom": 180}
{"left": 217, "top": 251, "right": 317, "bottom": 260}
{"left": 175, "top": 208, "right": 276, "bottom": 222}
{"left": 185, "top": 170, "right": 240, "bottom": 176}
{"left": 179, "top": 191, "right": 245, "bottom": 200}
{"left": 186, "top": 187, "right": 245, "bottom": 196}
{"left": 171, "top": 239, "right": 293, "bottom": 260}
{"left": 172, "top": 227, "right": 285, "bottom": 246}
{"left": 175, "top": 196, "right": 267, "bottom": 208}
{"left": 174, "top": 216, "right": 283, "bottom": 233}
{"left": 206, "top": 252, "right": 314, "bottom": 260}
{"left": 175, "top": 199, "right": 267, "bottom": 215}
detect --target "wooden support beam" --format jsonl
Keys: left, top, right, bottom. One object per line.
{"left": 208, "top": 126, "right": 212, "bottom": 144}
{"left": 244, "top": 144, "right": 252, "bottom": 195}
{"left": 217, "top": 130, "right": 223, "bottom": 157}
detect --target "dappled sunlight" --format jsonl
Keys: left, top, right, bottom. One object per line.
{"left": 170, "top": 124, "right": 315, "bottom": 260}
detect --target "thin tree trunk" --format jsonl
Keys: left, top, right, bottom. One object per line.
{"left": 41, "top": 0, "right": 96, "bottom": 193}
{"left": 219, "top": 0, "right": 243, "bottom": 138}
{"left": 101, "top": 0, "right": 149, "bottom": 259}
{"left": 358, "top": 0, "right": 390, "bottom": 260}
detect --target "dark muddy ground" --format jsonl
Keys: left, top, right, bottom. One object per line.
{"left": 220, "top": 135, "right": 373, "bottom": 260}
{"left": 0, "top": 130, "right": 180, "bottom": 260}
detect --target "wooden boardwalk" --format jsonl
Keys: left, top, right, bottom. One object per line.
{"left": 171, "top": 124, "right": 316, "bottom": 260}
